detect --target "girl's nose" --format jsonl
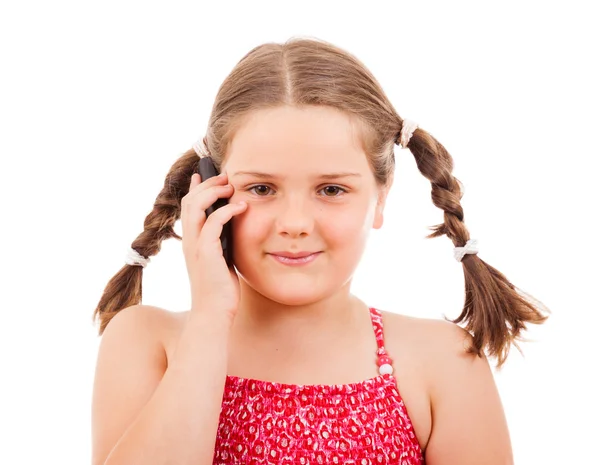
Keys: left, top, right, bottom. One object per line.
{"left": 274, "top": 198, "right": 315, "bottom": 238}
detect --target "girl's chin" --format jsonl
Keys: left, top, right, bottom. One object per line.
{"left": 256, "top": 278, "right": 331, "bottom": 303}
{"left": 261, "top": 292, "right": 327, "bottom": 307}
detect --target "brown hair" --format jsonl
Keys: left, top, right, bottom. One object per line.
{"left": 92, "top": 37, "right": 549, "bottom": 368}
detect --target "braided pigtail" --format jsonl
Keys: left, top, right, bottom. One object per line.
{"left": 92, "top": 147, "right": 203, "bottom": 336}
{"left": 397, "top": 120, "right": 550, "bottom": 368}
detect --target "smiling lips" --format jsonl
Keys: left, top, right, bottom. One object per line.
{"left": 268, "top": 251, "right": 322, "bottom": 265}
{"left": 269, "top": 251, "right": 320, "bottom": 258}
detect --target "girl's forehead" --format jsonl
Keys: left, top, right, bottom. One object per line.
{"left": 224, "top": 141, "right": 370, "bottom": 176}
{"left": 221, "top": 107, "right": 374, "bottom": 180}
{"left": 227, "top": 107, "right": 366, "bottom": 158}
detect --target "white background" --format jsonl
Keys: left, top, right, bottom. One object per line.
{"left": 1, "top": 1, "right": 598, "bottom": 463}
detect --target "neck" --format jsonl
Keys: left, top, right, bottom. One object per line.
{"left": 230, "top": 281, "right": 365, "bottom": 350}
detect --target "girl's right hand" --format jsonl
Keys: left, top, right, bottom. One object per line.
{"left": 181, "top": 171, "right": 247, "bottom": 324}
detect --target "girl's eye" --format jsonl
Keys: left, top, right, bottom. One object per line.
{"left": 247, "top": 185, "right": 347, "bottom": 197}
{"left": 320, "top": 185, "right": 346, "bottom": 197}
{"left": 249, "top": 185, "right": 272, "bottom": 196}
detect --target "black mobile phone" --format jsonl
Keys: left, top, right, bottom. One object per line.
{"left": 197, "top": 157, "right": 234, "bottom": 268}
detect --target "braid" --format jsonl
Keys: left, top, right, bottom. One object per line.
{"left": 92, "top": 149, "right": 200, "bottom": 335}
{"left": 401, "top": 123, "right": 549, "bottom": 368}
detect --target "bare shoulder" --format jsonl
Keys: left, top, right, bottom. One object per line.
{"left": 379, "top": 310, "right": 513, "bottom": 464}
{"left": 101, "top": 304, "right": 187, "bottom": 367}
{"left": 144, "top": 306, "right": 190, "bottom": 359}
{"left": 129, "top": 304, "right": 188, "bottom": 349}
{"left": 112, "top": 304, "right": 183, "bottom": 342}
{"left": 380, "top": 310, "right": 469, "bottom": 348}
{"left": 382, "top": 311, "right": 492, "bottom": 389}
{"left": 379, "top": 310, "right": 473, "bottom": 379}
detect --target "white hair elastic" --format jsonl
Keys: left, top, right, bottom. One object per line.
{"left": 398, "top": 118, "right": 419, "bottom": 149}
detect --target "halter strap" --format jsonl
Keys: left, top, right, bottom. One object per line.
{"left": 369, "top": 307, "right": 388, "bottom": 357}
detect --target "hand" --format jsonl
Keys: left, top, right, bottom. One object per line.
{"left": 181, "top": 171, "right": 247, "bottom": 324}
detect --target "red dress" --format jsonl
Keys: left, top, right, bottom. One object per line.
{"left": 214, "top": 307, "right": 424, "bottom": 464}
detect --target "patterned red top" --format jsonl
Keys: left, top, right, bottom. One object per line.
{"left": 214, "top": 307, "right": 424, "bottom": 464}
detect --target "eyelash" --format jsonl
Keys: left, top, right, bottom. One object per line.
{"left": 245, "top": 184, "right": 349, "bottom": 198}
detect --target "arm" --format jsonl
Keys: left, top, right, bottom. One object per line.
{"left": 91, "top": 305, "right": 230, "bottom": 465}
{"left": 424, "top": 322, "right": 514, "bottom": 465}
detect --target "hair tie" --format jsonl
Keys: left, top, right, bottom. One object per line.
{"left": 398, "top": 119, "right": 419, "bottom": 148}
{"left": 192, "top": 139, "right": 204, "bottom": 158}
{"left": 454, "top": 239, "right": 479, "bottom": 262}
{"left": 125, "top": 247, "right": 150, "bottom": 268}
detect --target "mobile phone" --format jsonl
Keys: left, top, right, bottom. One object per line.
{"left": 197, "top": 157, "right": 234, "bottom": 268}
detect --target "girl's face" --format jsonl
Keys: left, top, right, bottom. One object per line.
{"left": 222, "top": 105, "right": 390, "bottom": 306}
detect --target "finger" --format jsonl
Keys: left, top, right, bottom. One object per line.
{"left": 181, "top": 184, "right": 234, "bottom": 247}
{"left": 184, "top": 172, "right": 227, "bottom": 203}
{"left": 199, "top": 201, "right": 247, "bottom": 250}
{"left": 187, "top": 175, "right": 230, "bottom": 204}
{"left": 182, "top": 173, "right": 227, "bottom": 201}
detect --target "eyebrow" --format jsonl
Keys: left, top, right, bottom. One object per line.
{"left": 232, "top": 171, "right": 362, "bottom": 180}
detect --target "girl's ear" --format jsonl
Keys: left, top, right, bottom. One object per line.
{"left": 372, "top": 185, "right": 391, "bottom": 230}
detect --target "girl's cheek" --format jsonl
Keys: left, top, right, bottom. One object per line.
{"left": 230, "top": 187, "right": 256, "bottom": 203}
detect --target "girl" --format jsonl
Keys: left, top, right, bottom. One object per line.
{"left": 91, "top": 37, "right": 549, "bottom": 465}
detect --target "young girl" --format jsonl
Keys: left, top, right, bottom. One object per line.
{"left": 91, "top": 37, "right": 549, "bottom": 465}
